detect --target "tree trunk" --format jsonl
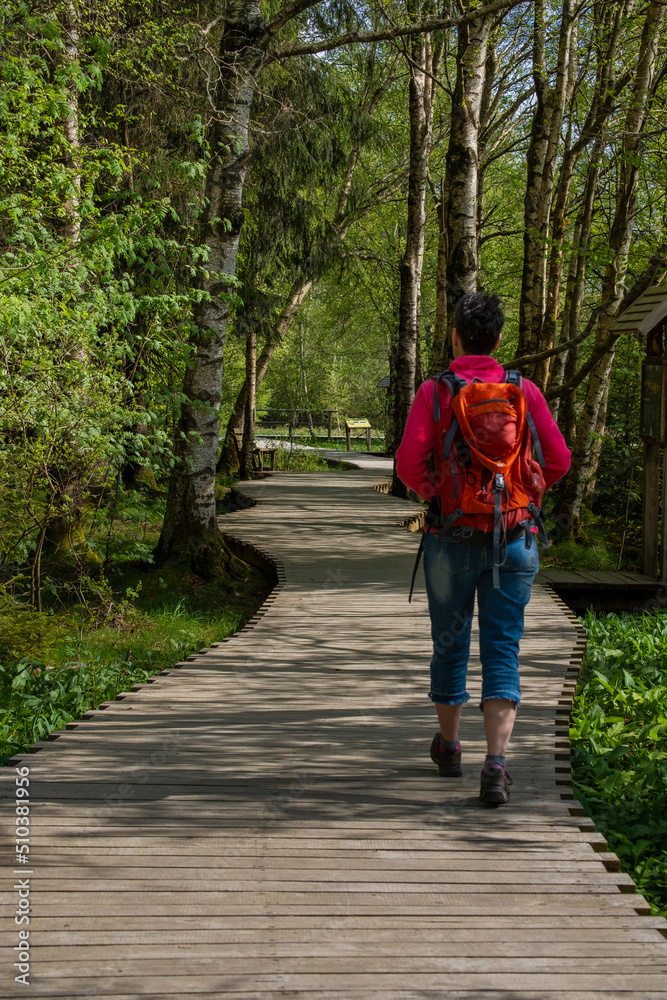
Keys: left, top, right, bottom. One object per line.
{"left": 223, "top": 274, "right": 315, "bottom": 450}
{"left": 431, "top": 5, "right": 492, "bottom": 373}
{"left": 584, "top": 375, "right": 612, "bottom": 506}
{"left": 537, "top": 2, "right": 629, "bottom": 390}
{"left": 58, "top": 2, "right": 81, "bottom": 245}
{"left": 391, "top": 23, "right": 437, "bottom": 496}
{"left": 547, "top": 146, "right": 601, "bottom": 422}
{"left": 559, "top": 345, "right": 618, "bottom": 534}
{"left": 516, "top": 0, "right": 576, "bottom": 370}
{"left": 297, "top": 322, "right": 313, "bottom": 431}
{"left": 156, "top": 1, "right": 264, "bottom": 576}
{"left": 432, "top": 181, "right": 450, "bottom": 374}
{"left": 40, "top": 3, "right": 101, "bottom": 589}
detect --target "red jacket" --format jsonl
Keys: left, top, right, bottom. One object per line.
{"left": 395, "top": 356, "right": 571, "bottom": 501}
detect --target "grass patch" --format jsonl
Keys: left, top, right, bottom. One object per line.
{"left": 540, "top": 497, "right": 641, "bottom": 573}
{"left": 0, "top": 483, "right": 274, "bottom": 764}
{"left": 540, "top": 533, "right": 620, "bottom": 571}
{"left": 571, "top": 610, "right": 667, "bottom": 917}
{"left": 303, "top": 435, "right": 385, "bottom": 454}
{"left": 271, "top": 447, "right": 348, "bottom": 472}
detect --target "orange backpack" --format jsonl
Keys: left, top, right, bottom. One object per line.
{"left": 409, "top": 370, "right": 548, "bottom": 598}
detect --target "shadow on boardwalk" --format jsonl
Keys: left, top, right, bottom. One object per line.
{"left": 1, "top": 466, "right": 666, "bottom": 999}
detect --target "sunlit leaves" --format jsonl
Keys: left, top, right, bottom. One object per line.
{"left": 571, "top": 611, "right": 667, "bottom": 918}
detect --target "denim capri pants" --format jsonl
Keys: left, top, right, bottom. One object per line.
{"left": 422, "top": 530, "right": 539, "bottom": 709}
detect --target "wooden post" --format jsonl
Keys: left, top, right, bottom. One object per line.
{"left": 240, "top": 327, "right": 256, "bottom": 479}
{"left": 660, "top": 447, "right": 667, "bottom": 583}
{"left": 345, "top": 424, "right": 351, "bottom": 451}
{"left": 366, "top": 427, "right": 372, "bottom": 453}
{"left": 643, "top": 440, "right": 660, "bottom": 578}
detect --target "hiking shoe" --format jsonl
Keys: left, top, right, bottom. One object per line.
{"left": 479, "top": 763, "right": 513, "bottom": 804}
{"left": 430, "top": 733, "right": 462, "bottom": 777}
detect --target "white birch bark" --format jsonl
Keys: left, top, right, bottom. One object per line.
{"left": 517, "top": 0, "right": 576, "bottom": 366}
{"left": 157, "top": 1, "right": 264, "bottom": 573}
{"left": 60, "top": 2, "right": 81, "bottom": 246}
{"left": 391, "top": 18, "right": 440, "bottom": 496}
{"left": 431, "top": 4, "right": 493, "bottom": 373}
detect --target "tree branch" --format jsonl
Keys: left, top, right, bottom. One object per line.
{"left": 267, "top": 0, "right": 530, "bottom": 63}
{"left": 543, "top": 327, "right": 620, "bottom": 402}
{"left": 513, "top": 307, "right": 600, "bottom": 368}
{"left": 258, "top": 0, "right": 325, "bottom": 47}
{"left": 542, "top": 243, "right": 667, "bottom": 401}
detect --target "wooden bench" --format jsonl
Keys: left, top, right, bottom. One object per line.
{"left": 231, "top": 430, "right": 277, "bottom": 473}
{"left": 252, "top": 446, "right": 277, "bottom": 473}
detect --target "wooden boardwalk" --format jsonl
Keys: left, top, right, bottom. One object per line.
{"left": 2, "top": 462, "right": 667, "bottom": 998}
{"left": 536, "top": 568, "right": 663, "bottom": 613}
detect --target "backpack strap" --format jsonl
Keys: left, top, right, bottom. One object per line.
{"left": 492, "top": 473, "right": 506, "bottom": 589}
{"left": 525, "top": 411, "right": 546, "bottom": 467}
{"left": 504, "top": 368, "right": 547, "bottom": 469}
{"left": 528, "top": 502, "right": 550, "bottom": 545}
{"left": 408, "top": 505, "right": 465, "bottom": 603}
{"left": 506, "top": 367, "right": 549, "bottom": 544}
{"left": 442, "top": 419, "right": 460, "bottom": 465}
{"left": 408, "top": 533, "right": 424, "bottom": 604}
{"left": 432, "top": 372, "right": 467, "bottom": 473}
{"left": 432, "top": 370, "right": 467, "bottom": 422}
{"left": 504, "top": 369, "right": 523, "bottom": 387}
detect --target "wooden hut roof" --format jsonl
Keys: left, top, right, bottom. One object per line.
{"left": 609, "top": 285, "right": 667, "bottom": 334}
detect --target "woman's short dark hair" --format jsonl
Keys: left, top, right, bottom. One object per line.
{"left": 454, "top": 292, "right": 504, "bottom": 355}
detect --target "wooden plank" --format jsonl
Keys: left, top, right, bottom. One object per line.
{"left": 536, "top": 569, "right": 587, "bottom": 585}
{"left": 4, "top": 993, "right": 667, "bottom": 1000}
{"left": 2, "top": 894, "right": 647, "bottom": 915}
{"left": 7, "top": 942, "right": 667, "bottom": 961}
{"left": 3, "top": 957, "right": 667, "bottom": 978}
{"left": 8, "top": 914, "right": 666, "bottom": 933}
{"left": 4, "top": 992, "right": 664, "bottom": 1000}
{"left": 12, "top": 874, "right": 635, "bottom": 890}
{"left": 2, "top": 971, "right": 667, "bottom": 995}
{"left": 26, "top": 854, "right": 615, "bottom": 869}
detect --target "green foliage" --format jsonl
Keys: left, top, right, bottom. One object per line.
{"left": 0, "top": 472, "right": 272, "bottom": 762}
{"left": 0, "top": 568, "right": 270, "bottom": 764}
{"left": 306, "top": 435, "right": 384, "bottom": 453}
{"left": 540, "top": 521, "right": 626, "bottom": 571}
{"left": 271, "top": 447, "right": 346, "bottom": 472}
{"left": 571, "top": 611, "right": 667, "bottom": 917}
{"left": 0, "top": 655, "right": 158, "bottom": 761}
{"left": 0, "top": 601, "right": 64, "bottom": 662}
{"left": 0, "top": 6, "right": 220, "bottom": 600}
{"left": 0, "top": 593, "right": 256, "bottom": 763}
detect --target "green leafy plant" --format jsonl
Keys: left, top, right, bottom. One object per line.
{"left": 0, "top": 597, "right": 249, "bottom": 764}
{"left": 0, "top": 653, "right": 163, "bottom": 762}
{"left": 571, "top": 611, "right": 667, "bottom": 917}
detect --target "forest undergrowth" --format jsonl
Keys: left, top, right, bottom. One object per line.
{"left": 0, "top": 483, "right": 273, "bottom": 764}
{"left": 571, "top": 611, "right": 667, "bottom": 918}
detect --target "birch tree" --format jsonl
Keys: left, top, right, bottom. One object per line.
{"left": 515, "top": 0, "right": 577, "bottom": 372}
{"left": 391, "top": 3, "right": 443, "bottom": 496}
{"left": 154, "top": 1, "right": 326, "bottom": 572}
{"left": 430, "top": 1, "right": 495, "bottom": 373}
